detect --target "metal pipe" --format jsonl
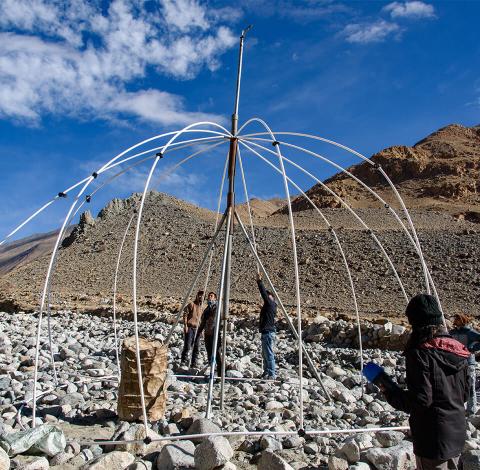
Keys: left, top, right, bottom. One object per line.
{"left": 206, "top": 208, "right": 232, "bottom": 418}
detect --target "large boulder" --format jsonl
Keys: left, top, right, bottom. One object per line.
{"left": 257, "top": 450, "right": 294, "bottom": 470}
{"left": 194, "top": 436, "right": 234, "bottom": 470}
{"left": 186, "top": 418, "right": 221, "bottom": 443}
{"left": 375, "top": 431, "right": 405, "bottom": 448}
{"left": 365, "top": 441, "right": 415, "bottom": 470}
{"left": 155, "top": 440, "right": 195, "bottom": 470}
{"left": 0, "top": 447, "right": 9, "bottom": 470}
{"left": 10, "top": 455, "right": 49, "bottom": 469}
{"left": 85, "top": 451, "right": 135, "bottom": 469}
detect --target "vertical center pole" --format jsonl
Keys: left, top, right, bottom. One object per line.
{"left": 219, "top": 26, "right": 251, "bottom": 411}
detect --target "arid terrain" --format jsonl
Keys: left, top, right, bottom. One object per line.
{"left": 0, "top": 123, "right": 479, "bottom": 321}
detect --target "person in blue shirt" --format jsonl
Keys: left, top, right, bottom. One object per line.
{"left": 450, "top": 313, "right": 480, "bottom": 415}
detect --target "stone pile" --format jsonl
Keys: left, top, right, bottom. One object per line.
{"left": 0, "top": 310, "right": 479, "bottom": 469}
{"left": 304, "top": 316, "right": 409, "bottom": 351}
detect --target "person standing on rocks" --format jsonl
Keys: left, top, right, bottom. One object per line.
{"left": 371, "top": 294, "right": 469, "bottom": 470}
{"left": 180, "top": 290, "right": 204, "bottom": 367}
{"left": 450, "top": 313, "right": 480, "bottom": 415}
{"left": 256, "top": 273, "right": 277, "bottom": 380}
{"left": 192, "top": 291, "right": 222, "bottom": 375}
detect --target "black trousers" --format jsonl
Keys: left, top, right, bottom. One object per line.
{"left": 192, "top": 332, "right": 222, "bottom": 375}
{"left": 181, "top": 327, "right": 197, "bottom": 363}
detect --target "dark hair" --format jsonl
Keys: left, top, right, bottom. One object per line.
{"left": 208, "top": 291, "right": 217, "bottom": 299}
{"left": 197, "top": 290, "right": 204, "bottom": 297}
{"left": 405, "top": 324, "right": 448, "bottom": 351}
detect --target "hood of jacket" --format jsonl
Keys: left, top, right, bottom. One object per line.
{"left": 421, "top": 336, "right": 470, "bottom": 373}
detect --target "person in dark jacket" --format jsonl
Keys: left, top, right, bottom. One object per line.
{"left": 450, "top": 313, "right": 480, "bottom": 414}
{"left": 180, "top": 290, "right": 204, "bottom": 367}
{"left": 191, "top": 292, "right": 222, "bottom": 375}
{"left": 256, "top": 273, "right": 277, "bottom": 380}
{"left": 382, "top": 294, "right": 469, "bottom": 470}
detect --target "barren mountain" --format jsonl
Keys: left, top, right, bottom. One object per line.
{"left": 1, "top": 123, "right": 479, "bottom": 320}
{"left": 0, "top": 228, "right": 73, "bottom": 276}
{"left": 285, "top": 124, "right": 480, "bottom": 214}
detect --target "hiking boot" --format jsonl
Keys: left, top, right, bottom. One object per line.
{"left": 266, "top": 375, "right": 276, "bottom": 381}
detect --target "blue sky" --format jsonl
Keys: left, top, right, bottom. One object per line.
{"left": 0, "top": 0, "right": 479, "bottom": 240}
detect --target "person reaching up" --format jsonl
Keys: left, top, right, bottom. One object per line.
{"left": 256, "top": 272, "right": 277, "bottom": 380}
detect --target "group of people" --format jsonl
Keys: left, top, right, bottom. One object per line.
{"left": 180, "top": 282, "right": 479, "bottom": 470}
{"left": 180, "top": 272, "right": 278, "bottom": 380}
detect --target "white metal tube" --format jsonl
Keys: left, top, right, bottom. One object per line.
{"left": 239, "top": 132, "right": 434, "bottom": 297}
{"left": 206, "top": 208, "right": 232, "bottom": 418}
{"left": 239, "top": 118, "right": 305, "bottom": 428}
{"left": 112, "top": 212, "right": 137, "bottom": 379}
{"left": 32, "top": 176, "right": 94, "bottom": 426}
{"left": 0, "top": 134, "right": 225, "bottom": 247}
{"left": 131, "top": 156, "right": 161, "bottom": 429}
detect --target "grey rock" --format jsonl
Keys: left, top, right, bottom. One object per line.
{"left": 49, "top": 451, "right": 73, "bottom": 466}
{"left": 375, "top": 431, "right": 405, "bottom": 448}
{"left": 365, "top": 442, "right": 415, "bottom": 470}
{"left": 186, "top": 418, "right": 221, "bottom": 443}
{"left": 0, "top": 447, "right": 9, "bottom": 470}
{"left": 194, "top": 436, "right": 234, "bottom": 470}
{"left": 257, "top": 450, "right": 294, "bottom": 470}
{"left": 84, "top": 451, "right": 135, "bottom": 469}
{"left": 11, "top": 455, "right": 49, "bottom": 469}
{"left": 340, "top": 438, "right": 360, "bottom": 463}
{"left": 155, "top": 440, "right": 195, "bottom": 470}
{"left": 328, "top": 455, "right": 349, "bottom": 470}
{"left": 260, "top": 436, "right": 283, "bottom": 452}
{"left": 462, "top": 450, "right": 480, "bottom": 470}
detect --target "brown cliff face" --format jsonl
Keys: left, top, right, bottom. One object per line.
{"left": 285, "top": 124, "right": 480, "bottom": 212}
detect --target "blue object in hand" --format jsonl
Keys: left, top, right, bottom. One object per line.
{"left": 363, "top": 362, "right": 384, "bottom": 383}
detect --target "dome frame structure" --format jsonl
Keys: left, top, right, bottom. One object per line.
{"left": 1, "top": 27, "right": 444, "bottom": 446}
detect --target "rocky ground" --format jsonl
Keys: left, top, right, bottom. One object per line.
{"left": 1, "top": 310, "right": 480, "bottom": 469}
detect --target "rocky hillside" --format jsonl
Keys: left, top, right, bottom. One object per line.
{"left": 286, "top": 124, "right": 480, "bottom": 213}
{"left": 0, "top": 190, "right": 479, "bottom": 319}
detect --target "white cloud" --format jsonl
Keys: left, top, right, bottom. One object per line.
{"left": 342, "top": 20, "right": 400, "bottom": 44}
{"left": 384, "top": 1, "right": 436, "bottom": 19}
{"left": 0, "top": 0, "right": 237, "bottom": 126}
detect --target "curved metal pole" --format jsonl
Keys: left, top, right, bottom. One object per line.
{"left": 111, "top": 141, "right": 227, "bottom": 376}
{"left": 243, "top": 119, "right": 305, "bottom": 428}
{"left": 201, "top": 152, "right": 230, "bottom": 301}
{"left": 131, "top": 156, "right": 161, "bottom": 429}
{"left": 239, "top": 138, "right": 409, "bottom": 303}
{"left": 0, "top": 133, "right": 226, "bottom": 247}
{"left": 238, "top": 140, "right": 365, "bottom": 392}
{"left": 241, "top": 135, "right": 437, "bottom": 302}
{"left": 112, "top": 212, "right": 137, "bottom": 379}
{"left": 32, "top": 176, "right": 94, "bottom": 426}
{"left": 96, "top": 122, "right": 231, "bottom": 175}
{"left": 237, "top": 127, "right": 434, "bottom": 297}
